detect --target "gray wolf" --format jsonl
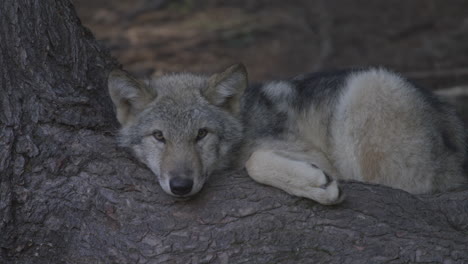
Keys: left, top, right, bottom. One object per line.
{"left": 108, "top": 64, "right": 467, "bottom": 205}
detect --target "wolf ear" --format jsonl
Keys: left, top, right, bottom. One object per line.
{"left": 204, "top": 63, "right": 248, "bottom": 115}
{"left": 108, "top": 70, "right": 154, "bottom": 126}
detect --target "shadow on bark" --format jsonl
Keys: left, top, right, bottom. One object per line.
{"left": 1, "top": 1, "right": 467, "bottom": 263}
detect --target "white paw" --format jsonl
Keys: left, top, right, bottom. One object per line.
{"left": 307, "top": 179, "right": 344, "bottom": 205}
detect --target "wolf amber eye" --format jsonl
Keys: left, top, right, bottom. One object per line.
{"left": 153, "top": 130, "right": 165, "bottom": 142}
{"left": 196, "top": 128, "right": 208, "bottom": 141}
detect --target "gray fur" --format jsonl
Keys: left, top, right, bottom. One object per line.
{"left": 108, "top": 65, "right": 467, "bottom": 204}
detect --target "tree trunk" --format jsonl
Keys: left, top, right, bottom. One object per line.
{"left": 1, "top": 1, "right": 468, "bottom": 263}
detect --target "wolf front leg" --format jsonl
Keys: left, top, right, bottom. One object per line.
{"left": 245, "top": 150, "right": 344, "bottom": 205}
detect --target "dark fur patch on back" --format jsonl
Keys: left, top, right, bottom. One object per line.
{"left": 291, "top": 69, "right": 363, "bottom": 111}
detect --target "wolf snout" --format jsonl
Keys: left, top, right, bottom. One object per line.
{"left": 169, "top": 177, "right": 194, "bottom": 196}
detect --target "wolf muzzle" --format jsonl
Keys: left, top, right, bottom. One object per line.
{"left": 169, "top": 177, "right": 194, "bottom": 196}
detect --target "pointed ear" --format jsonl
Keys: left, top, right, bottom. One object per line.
{"left": 203, "top": 63, "right": 248, "bottom": 115}
{"left": 108, "top": 69, "right": 155, "bottom": 126}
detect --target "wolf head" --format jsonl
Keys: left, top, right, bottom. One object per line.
{"left": 108, "top": 64, "right": 247, "bottom": 197}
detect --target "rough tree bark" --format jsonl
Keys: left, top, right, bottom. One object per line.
{"left": 1, "top": 1, "right": 468, "bottom": 263}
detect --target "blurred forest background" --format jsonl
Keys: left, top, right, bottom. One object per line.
{"left": 73, "top": 0, "right": 468, "bottom": 109}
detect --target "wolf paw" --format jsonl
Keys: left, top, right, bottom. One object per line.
{"left": 320, "top": 172, "right": 333, "bottom": 188}
{"left": 306, "top": 179, "right": 344, "bottom": 205}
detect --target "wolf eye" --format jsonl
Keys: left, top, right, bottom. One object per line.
{"left": 196, "top": 128, "right": 208, "bottom": 141}
{"left": 153, "top": 130, "right": 165, "bottom": 143}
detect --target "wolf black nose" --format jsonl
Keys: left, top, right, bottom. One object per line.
{"left": 169, "top": 178, "right": 193, "bottom": 196}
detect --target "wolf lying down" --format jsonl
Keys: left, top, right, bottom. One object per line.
{"left": 108, "top": 64, "right": 467, "bottom": 205}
